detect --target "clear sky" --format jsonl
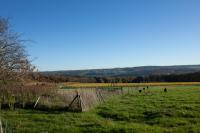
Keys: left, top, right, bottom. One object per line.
{"left": 0, "top": 0, "right": 200, "bottom": 71}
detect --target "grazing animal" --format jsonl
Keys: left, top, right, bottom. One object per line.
{"left": 147, "top": 86, "right": 149, "bottom": 89}
{"left": 139, "top": 90, "right": 142, "bottom": 93}
{"left": 143, "top": 88, "right": 146, "bottom": 91}
{"left": 164, "top": 88, "right": 167, "bottom": 93}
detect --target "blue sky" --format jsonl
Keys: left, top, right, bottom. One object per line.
{"left": 0, "top": 0, "right": 200, "bottom": 71}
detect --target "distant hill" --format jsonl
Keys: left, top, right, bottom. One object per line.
{"left": 42, "top": 65, "right": 200, "bottom": 77}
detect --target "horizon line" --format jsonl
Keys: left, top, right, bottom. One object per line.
{"left": 38, "top": 64, "right": 200, "bottom": 72}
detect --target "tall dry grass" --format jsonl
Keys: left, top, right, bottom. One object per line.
{"left": 0, "top": 83, "right": 126, "bottom": 112}
{"left": 0, "top": 83, "right": 56, "bottom": 110}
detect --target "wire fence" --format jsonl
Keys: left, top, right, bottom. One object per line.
{"left": 35, "top": 87, "right": 126, "bottom": 112}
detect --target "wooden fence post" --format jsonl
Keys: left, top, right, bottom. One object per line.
{"left": 68, "top": 95, "right": 79, "bottom": 110}
{"left": 68, "top": 91, "right": 84, "bottom": 112}
{"left": 34, "top": 96, "right": 41, "bottom": 108}
{"left": 0, "top": 119, "right": 3, "bottom": 133}
{"left": 98, "top": 91, "right": 105, "bottom": 102}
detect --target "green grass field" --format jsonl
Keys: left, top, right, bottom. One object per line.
{"left": 1, "top": 85, "right": 200, "bottom": 133}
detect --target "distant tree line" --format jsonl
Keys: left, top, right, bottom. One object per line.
{"left": 29, "top": 72, "right": 136, "bottom": 83}
{"left": 29, "top": 71, "right": 200, "bottom": 83}
{"left": 145, "top": 72, "right": 200, "bottom": 82}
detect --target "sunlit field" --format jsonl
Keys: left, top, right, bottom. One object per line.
{"left": 1, "top": 85, "right": 200, "bottom": 133}
{"left": 1, "top": 0, "right": 200, "bottom": 132}
{"left": 63, "top": 82, "right": 200, "bottom": 88}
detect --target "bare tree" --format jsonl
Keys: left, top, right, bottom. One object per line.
{"left": 0, "top": 17, "right": 34, "bottom": 84}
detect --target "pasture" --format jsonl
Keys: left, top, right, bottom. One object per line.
{"left": 63, "top": 82, "right": 200, "bottom": 88}
{"left": 0, "top": 85, "right": 200, "bottom": 133}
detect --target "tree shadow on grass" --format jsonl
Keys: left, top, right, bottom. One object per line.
{"left": 143, "top": 110, "right": 173, "bottom": 120}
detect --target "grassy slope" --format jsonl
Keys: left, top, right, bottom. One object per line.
{"left": 0, "top": 85, "right": 200, "bottom": 133}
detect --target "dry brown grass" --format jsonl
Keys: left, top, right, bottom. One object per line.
{"left": 57, "top": 88, "right": 123, "bottom": 112}
{"left": 0, "top": 82, "right": 123, "bottom": 111}
{"left": 0, "top": 84, "right": 56, "bottom": 109}
{"left": 62, "top": 82, "right": 200, "bottom": 88}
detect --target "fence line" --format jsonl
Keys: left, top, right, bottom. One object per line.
{"left": 65, "top": 88, "right": 125, "bottom": 112}
{"left": 0, "top": 87, "right": 136, "bottom": 112}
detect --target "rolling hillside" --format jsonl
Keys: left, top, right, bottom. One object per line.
{"left": 42, "top": 65, "right": 200, "bottom": 77}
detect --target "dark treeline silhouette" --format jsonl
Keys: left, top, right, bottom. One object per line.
{"left": 29, "top": 71, "right": 200, "bottom": 83}
{"left": 29, "top": 72, "right": 136, "bottom": 83}
{"left": 146, "top": 72, "right": 200, "bottom": 82}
